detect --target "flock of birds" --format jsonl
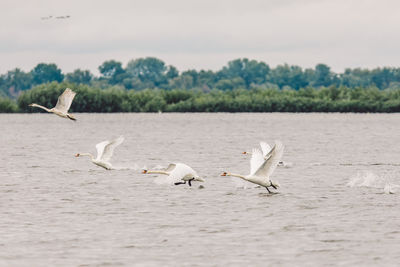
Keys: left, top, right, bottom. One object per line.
{"left": 30, "top": 88, "right": 399, "bottom": 193}
{"left": 29, "top": 88, "right": 286, "bottom": 192}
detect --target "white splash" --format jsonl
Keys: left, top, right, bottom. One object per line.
{"left": 347, "top": 171, "right": 399, "bottom": 194}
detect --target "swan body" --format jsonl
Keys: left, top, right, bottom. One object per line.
{"left": 143, "top": 163, "right": 204, "bottom": 186}
{"left": 29, "top": 88, "right": 77, "bottom": 120}
{"left": 224, "top": 140, "right": 284, "bottom": 192}
{"left": 75, "top": 136, "right": 124, "bottom": 170}
{"left": 243, "top": 141, "right": 285, "bottom": 167}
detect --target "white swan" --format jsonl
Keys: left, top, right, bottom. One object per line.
{"left": 223, "top": 140, "right": 284, "bottom": 193}
{"left": 142, "top": 163, "right": 204, "bottom": 186}
{"left": 243, "top": 141, "right": 285, "bottom": 167}
{"left": 29, "top": 88, "right": 77, "bottom": 120}
{"left": 75, "top": 136, "right": 124, "bottom": 170}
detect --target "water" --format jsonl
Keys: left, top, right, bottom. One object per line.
{"left": 1, "top": 113, "right": 399, "bottom": 266}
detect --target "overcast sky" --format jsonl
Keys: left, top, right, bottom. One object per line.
{"left": 1, "top": 0, "right": 400, "bottom": 75}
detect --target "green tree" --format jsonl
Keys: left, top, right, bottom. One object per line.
{"left": 126, "top": 57, "right": 169, "bottom": 88}
{"left": 312, "top": 64, "right": 336, "bottom": 87}
{"left": 219, "top": 58, "right": 270, "bottom": 88}
{"left": 98, "top": 60, "right": 126, "bottom": 85}
{"left": 65, "top": 69, "right": 93, "bottom": 84}
{"left": 31, "top": 63, "right": 64, "bottom": 85}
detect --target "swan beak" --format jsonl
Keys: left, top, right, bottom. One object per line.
{"left": 75, "top": 153, "right": 80, "bottom": 157}
{"left": 221, "top": 172, "right": 227, "bottom": 176}
{"left": 28, "top": 104, "right": 33, "bottom": 107}
{"left": 242, "top": 152, "right": 247, "bottom": 154}
{"left": 142, "top": 170, "right": 148, "bottom": 174}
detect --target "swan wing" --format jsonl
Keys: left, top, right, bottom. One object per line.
{"left": 259, "top": 141, "right": 272, "bottom": 156}
{"left": 96, "top": 136, "right": 124, "bottom": 162}
{"left": 250, "top": 148, "right": 265, "bottom": 175}
{"left": 55, "top": 88, "right": 76, "bottom": 113}
{"left": 95, "top": 141, "right": 110, "bottom": 161}
{"left": 167, "top": 163, "right": 197, "bottom": 183}
{"left": 254, "top": 140, "right": 284, "bottom": 180}
{"left": 164, "top": 163, "right": 177, "bottom": 172}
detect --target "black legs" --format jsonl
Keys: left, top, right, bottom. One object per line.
{"left": 174, "top": 178, "right": 195, "bottom": 186}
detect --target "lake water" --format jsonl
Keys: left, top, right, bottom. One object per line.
{"left": 1, "top": 113, "right": 399, "bottom": 266}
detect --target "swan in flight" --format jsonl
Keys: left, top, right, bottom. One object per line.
{"left": 75, "top": 136, "right": 124, "bottom": 170}
{"left": 142, "top": 163, "right": 204, "bottom": 186}
{"left": 223, "top": 140, "right": 284, "bottom": 193}
{"left": 29, "top": 88, "right": 77, "bottom": 120}
{"left": 243, "top": 141, "right": 285, "bottom": 167}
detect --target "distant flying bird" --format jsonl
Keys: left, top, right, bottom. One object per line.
{"left": 41, "top": 16, "right": 53, "bottom": 20}
{"left": 55, "top": 15, "right": 70, "bottom": 19}
{"left": 29, "top": 88, "right": 77, "bottom": 121}
{"left": 142, "top": 163, "right": 204, "bottom": 186}
{"left": 75, "top": 136, "right": 124, "bottom": 170}
{"left": 242, "top": 141, "right": 286, "bottom": 167}
{"left": 222, "top": 140, "right": 284, "bottom": 193}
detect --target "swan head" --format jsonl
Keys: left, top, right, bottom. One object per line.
{"left": 28, "top": 103, "right": 34, "bottom": 107}
{"left": 75, "top": 153, "right": 80, "bottom": 157}
{"left": 142, "top": 169, "right": 148, "bottom": 174}
{"left": 221, "top": 171, "right": 228, "bottom": 176}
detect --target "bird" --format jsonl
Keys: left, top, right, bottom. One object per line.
{"left": 242, "top": 141, "right": 285, "bottom": 167}
{"left": 142, "top": 163, "right": 204, "bottom": 186}
{"left": 75, "top": 136, "right": 124, "bottom": 170}
{"left": 29, "top": 88, "right": 77, "bottom": 120}
{"left": 222, "top": 140, "right": 284, "bottom": 193}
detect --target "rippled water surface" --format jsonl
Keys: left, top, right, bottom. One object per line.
{"left": 1, "top": 113, "right": 400, "bottom": 266}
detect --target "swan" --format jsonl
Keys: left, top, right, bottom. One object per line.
{"left": 75, "top": 136, "right": 124, "bottom": 170}
{"left": 29, "top": 88, "right": 77, "bottom": 120}
{"left": 243, "top": 141, "right": 285, "bottom": 166}
{"left": 142, "top": 163, "right": 204, "bottom": 186}
{"left": 223, "top": 140, "right": 284, "bottom": 193}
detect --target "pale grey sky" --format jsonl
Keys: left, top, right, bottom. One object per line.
{"left": 1, "top": 0, "right": 400, "bottom": 75}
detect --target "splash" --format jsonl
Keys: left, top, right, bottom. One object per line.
{"left": 347, "top": 171, "right": 399, "bottom": 194}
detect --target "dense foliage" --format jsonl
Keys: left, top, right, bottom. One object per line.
{"left": 2, "top": 57, "right": 400, "bottom": 113}
{"left": 10, "top": 82, "right": 400, "bottom": 113}
{"left": 3, "top": 57, "right": 400, "bottom": 99}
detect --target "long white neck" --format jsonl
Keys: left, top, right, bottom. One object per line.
{"left": 30, "top": 103, "right": 52, "bottom": 113}
{"left": 227, "top": 172, "right": 248, "bottom": 181}
{"left": 79, "top": 153, "right": 95, "bottom": 161}
{"left": 147, "top": 170, "right": 169, "bottom": 175}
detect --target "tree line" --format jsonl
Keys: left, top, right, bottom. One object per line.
{"left": 4, "top": 82, "right": 399, "bottom": 113}
{"left": 3, "top": 57, "right": 400, "bottom": 99}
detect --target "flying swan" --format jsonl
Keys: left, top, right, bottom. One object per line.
{"left": 142, "top": 163, "right": 204, "bottom": 186}
{"left": 243, "top": 141, "right": 285, "bottom": 167}
{"left": 29, "top": 88, "right": 77, "bottom": 120}
{"left": 222, "top": 140, "right": 284, "bottom": 193}
{"left": 75, "top": 136, "right": 124, "bottom": 170}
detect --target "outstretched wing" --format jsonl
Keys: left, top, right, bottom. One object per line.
{"left": 254, "top": 140, "right": 284, "bottom": 180}
{"left": 167, "top": 163, "right": 197, "bottom": 183}
{"left": 250, "top": 148, "right": 264, "bottom": 175}
{"left": 164, "top": 163, "right": 176, "bottom": 172}
{"left": 55, "top": 88, "right": 76, "bottom": 113}
{"left": 96, "top": 136, "right": 124, "bottom": 162}
{"left": 259, "top": 141, "right": 271, "bottom": 157}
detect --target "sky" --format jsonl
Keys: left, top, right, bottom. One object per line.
{"left": 1, "top": 0, "right": 400, "bottom": 75}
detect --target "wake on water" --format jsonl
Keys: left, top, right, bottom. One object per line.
{"left": 347, "top": 171, "right": 399, "bottom": 194}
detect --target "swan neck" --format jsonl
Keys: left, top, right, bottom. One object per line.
{"left": 147, "top": 170, "right": 169, "bottom": 175}
{"left": 31, "top": 103, "right": 51, "bottom": 112}
{"left": 80, "top": 153, "right": 95, "bottom": 160}
{"left": 228, "top": 173, "right": 248, "bottom": 180}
